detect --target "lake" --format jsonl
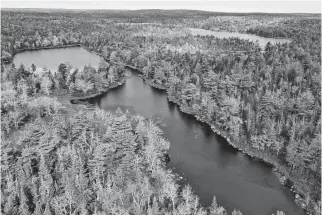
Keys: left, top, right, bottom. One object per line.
{"left": 8, "top": 46, "right": 102, "bottom": 73}
{"left": 13, "top": 47, "right": 302, "bottom": 215}
{"left": 95, "top": 68, "right": 302, "bottom": 215}
{"left": 189, "top": 28, "right": 292, "bottom": 49}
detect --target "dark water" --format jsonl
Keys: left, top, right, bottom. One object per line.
{"left": 11, "top": 47, "right": 301, "bottom": 215}
{"left": 96, "top": 69, "right": 302, "bottom": 215}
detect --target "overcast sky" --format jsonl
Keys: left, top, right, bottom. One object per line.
{"left": 1, "top": 0, "right": 321, "bottom": 13}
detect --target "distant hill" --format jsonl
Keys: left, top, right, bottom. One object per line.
{"left": 1, "top": 8, "right": 320, "bottom": 18}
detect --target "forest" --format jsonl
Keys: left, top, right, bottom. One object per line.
{"left": 1, "top": 9, "right": 321, "bottom": 215}
{"left": 1, "top": 52, "right": 248, "bottom": 215}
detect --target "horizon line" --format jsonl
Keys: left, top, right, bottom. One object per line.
{"left": 1, "top": 7, "right": 321, "bottom": 15}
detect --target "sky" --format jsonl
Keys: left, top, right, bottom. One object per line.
{"left": 1, "top": 0, "right": 321, "bottom": 14}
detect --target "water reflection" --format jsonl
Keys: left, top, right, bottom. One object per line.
{"left": 97, "top": 69, "right": 302, "bottom": 215}
{"left": 9, "top": 47, "right": 302, "bottom": 215}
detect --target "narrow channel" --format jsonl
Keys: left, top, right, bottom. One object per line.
{"left": 95, "top": 68, "right": 302, "bottom": 215}
{"left": 10, "top": 47, "right": 302, "bottom": 215}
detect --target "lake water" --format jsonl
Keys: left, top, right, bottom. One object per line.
{"left": 8, "top": 47, "right": 102, "bottom": 73}
{"left": 13, "top": 47, "right": 302, "bottom": 215}
{"left": 95, "top": 69, "right": 302, "bottom": 215}
{"left": 189, "top": 28, "right": 292, "bottom": 49}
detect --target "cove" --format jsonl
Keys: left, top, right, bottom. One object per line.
{"left": 10, "top": 47, "right": 302, "bottom": 215}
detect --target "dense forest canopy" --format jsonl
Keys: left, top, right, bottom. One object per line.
{"left": 1, "top": 9, "right": 321, "bottom": 215}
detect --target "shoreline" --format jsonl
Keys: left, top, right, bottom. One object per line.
{"left": 69, "top": 80, "right": 126, "bottom": 103}
{"left": 189, "top": 27, "right": 292, "bottom": 40}
{"left": 2, "top": 44, "right": 81, "bottom": 63}
{"left": 136, "top": 77, "right": 310, "bottom": 214}
{"left": 3, "top": 45, "right": 126, "bottom": 106}
{"left": 7, "top": 45, "right": 311, "bottom": 213}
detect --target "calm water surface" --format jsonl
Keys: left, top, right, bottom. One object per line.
{"left": 13, "top": 47, "right": 302, "bottom": 215}
{"left": 9, "top": 47, "right": 102, "bottom": 72}
{"left": 189, "top": 28, "right": 292, "bottom": 49}
{"left": 96, "top": 70, "right": 302, "bottom": 215}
